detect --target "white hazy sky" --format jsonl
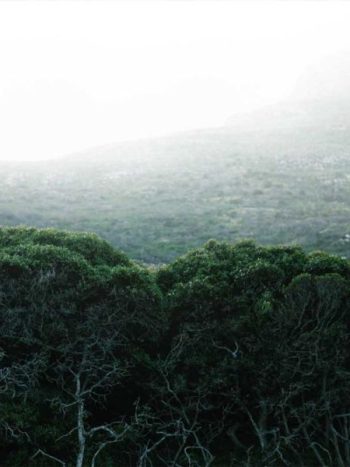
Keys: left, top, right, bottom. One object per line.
{"left": 1, "top": 0, "right": 350, "bottom": 161}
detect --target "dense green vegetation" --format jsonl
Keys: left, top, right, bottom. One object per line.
{"left": 2, "top": 227, "right": 350, "bottom": 466}
{"left": 2, "top": 105, "right": 350, "bottom": 264}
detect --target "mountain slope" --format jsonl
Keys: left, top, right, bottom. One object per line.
{"left": 1, "top": 98, "right": 350, "bottom": 263}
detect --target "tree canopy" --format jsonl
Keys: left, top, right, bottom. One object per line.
{"left": 1, "top": 228, "right": 350, "bottom": 466}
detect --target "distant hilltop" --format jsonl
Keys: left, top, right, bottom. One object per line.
{"left": 226, "top": 97, "right": 350, "bottom": 133}
{"left": 227, "top": 52, "right": 350, "bottom": 133}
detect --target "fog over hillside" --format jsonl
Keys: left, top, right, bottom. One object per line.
{"left": 1, "top": 1, "right": 350, "bottom": 262}
{"left": 1, "top": 1, "right": 350, "bottom": 161}
{"left": 2, "top": 56, "right": 350, "bottom": 263}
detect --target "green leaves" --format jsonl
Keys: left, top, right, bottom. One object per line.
{"left": 1, "top": 228, "right": 350, "bottom": 465}
{"left": 0, "top": 227, "right": 130, "bottom": 267}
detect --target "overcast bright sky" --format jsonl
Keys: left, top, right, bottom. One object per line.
{"left": 1, "top": 0, "right": 350, "bottom": 161}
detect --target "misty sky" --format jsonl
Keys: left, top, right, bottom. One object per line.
{"left": 1, "top": 0, "right": 350, "bottom": 161}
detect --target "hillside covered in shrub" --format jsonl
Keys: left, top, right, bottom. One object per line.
{"left": 2, "top": 117, "right": 350, "bottom": 264}
{"left": 1, "top": 227, "right": 350, "bottom": 466}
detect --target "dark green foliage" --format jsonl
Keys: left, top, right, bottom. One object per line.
{"left": 0, "top": 227, "right": 161, "bottom": 466}
{"left": 2, "top": 227, "right": 350, "bottom": 465}
{"left": 0, "top": 226, "right": 130, "bottom": 267}
{"left": 154, "top": 240, "right": 350, "bottom": 465}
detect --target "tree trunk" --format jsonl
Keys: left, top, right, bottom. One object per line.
{"left": 76, "top": 374, "right": 86, "bottom": 467}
